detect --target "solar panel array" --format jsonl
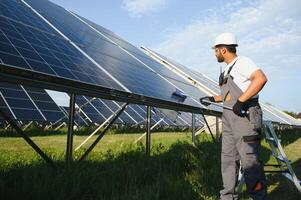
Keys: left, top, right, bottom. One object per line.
{"left": 0, "top": 0, "right": 297, "bottom": 128}
{"left": 0, "top": 81, "right": 204, "bottom": 128}
{"left": 73, "top": 96, "right": 205, "bottom": 127}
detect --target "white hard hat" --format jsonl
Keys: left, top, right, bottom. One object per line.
{"left": 212, "top": 32, "right": 238, "bottom": 48}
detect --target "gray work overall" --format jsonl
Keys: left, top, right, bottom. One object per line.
{"left": 220, "top": 66, "right": 267, "bottom": 200}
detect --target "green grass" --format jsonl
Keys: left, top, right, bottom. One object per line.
{"left": 0, "top": 130, "right": 300, "bottom": 200}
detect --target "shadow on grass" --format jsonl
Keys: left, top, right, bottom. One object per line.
{"left": 266, "top": 158, "right": 301, "bottom": 199}
{"left": 274, "top": 127, "right": 301, "bottom": 147}
{"left": 0, "top": 136, "right": 222, "bottom": 200}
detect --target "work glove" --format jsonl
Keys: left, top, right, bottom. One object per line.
{"left": 233, "top": 100, "right": 246, "bottom": 117}
{"left": 199, "top": 96, "right": 215, "bottom": 106}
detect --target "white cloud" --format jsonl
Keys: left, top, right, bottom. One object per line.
{"left": 122, "top": 0, "right": 168, "bottom": 17}
{"left": 153, "top": 0, "right": 301, "bottom": 111}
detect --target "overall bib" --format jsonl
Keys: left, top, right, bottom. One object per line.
{"left": 219, "top": 66, "right": 267, "bottom": 200}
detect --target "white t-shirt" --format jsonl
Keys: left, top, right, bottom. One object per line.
{"left": 223, "top": 56, "right": 260, "bottom": 97}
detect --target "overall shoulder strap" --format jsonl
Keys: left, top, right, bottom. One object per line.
{"left": 226, "top": 59, "right": 238, "bottom": 76}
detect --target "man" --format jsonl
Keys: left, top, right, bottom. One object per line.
{"left": 200, "top": 32, "right": 268, "bottom": 200}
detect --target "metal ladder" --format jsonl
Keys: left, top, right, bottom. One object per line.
{"left": 263, "top": 121, "right": 301, "bottom": 193}
{"left": 236, "top": 120, "right": 301, "bottom": 195}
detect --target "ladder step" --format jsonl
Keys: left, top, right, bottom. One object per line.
{"left": 264, "top": 170, "right": 289, "bottom": 173}
{"left": 265, "top": 137, "right": 275, "bottom": 141}
{"left": 265, "top": 137, "right": 281, "bottom": 144}
{"left": 264, "top": 164, "right": 281, "bottom": 167}
{"left": 274, "top": 155, "right": 289, "bottom": 163}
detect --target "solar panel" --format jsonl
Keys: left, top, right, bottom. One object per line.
{"left": 262, "top": 103, "right": 301, "bottom": 126}
{"left": 23, "top": 86, "right": 65, "bottom": 121}
{"left": 17, "top": 0, "right": 202, "bottom": 109}
{"left": 0, "top": 82, "right": 66, "bottom": 122}
{"left": 0, "top": 0, "right": 124, "bottom": 91}
{"left": 0, "top": 83, "right": 45, "bottom": 121}
{"left": 140, "top": 47, "right": 220, "bottom": 96}
{"left": 143, "top": 48, "right": 221, "bottom": 95}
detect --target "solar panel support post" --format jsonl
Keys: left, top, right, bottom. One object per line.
{"left": 66, "top": 93, "right": 76, "bottom": 163}
{"left": 5, "top": 123, "right": 11, "bottom": 130}
{"left": 79, "top": 103, "right": 128, "bottom": 161}
{"left": 201, "top": 114, "right": 216, "bottom": 142}
{"left": 146, "top": 106, "right": 151, "bottom": 156}
{"left": 134, "top": 118, "right": 164, "bottom": 144}
{"left": 192, "top": 113, "right": 196, "bottom": 144}
{"left": 22, "top": 121, "right": 33, "bottom": 131}
{"left": 0, "top": 108, "right": 55, "bottom": 168}
{"left": 75, "top": 104, "right": 128, "bottom": 151}
{"left": 55, "top": 122, "right": 66, "bottom": 131}
{"left": 216, "top": 117, "right": 220, "bottom": 140}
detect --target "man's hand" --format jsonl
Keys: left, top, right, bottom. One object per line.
{"left": 200, "top": 96, "right": 215, "bottom": 106}
{"left": 233, "top": 100, "right": 245, "bottom": 117}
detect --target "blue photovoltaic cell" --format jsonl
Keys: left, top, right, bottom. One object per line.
{"left": 22, "top": 0, "right": 199, "bottom": 108}
{"left": 23, "top": 86, "right": 65, "bottom": 122}
{"left": 0, "top": 0, "right": 123, "bottom": 91}
{"left": 0, "top": 83, "right": 45, "bottom": 121}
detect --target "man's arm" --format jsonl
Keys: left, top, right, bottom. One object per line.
{"left": 238, "top": 69, "right": 267, "bottom": 102}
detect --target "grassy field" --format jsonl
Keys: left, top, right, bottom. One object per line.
{"left": 0, "top": 129, "right": 300, "bottom": 200}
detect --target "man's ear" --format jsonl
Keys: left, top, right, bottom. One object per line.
{"left": 221, "top": 47, "right": 227, "bottom": 54}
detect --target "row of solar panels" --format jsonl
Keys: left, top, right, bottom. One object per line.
{"left": 0, "top": 82, "right": 205, "bottom": 127}
{"left": 0, "top": 0, "right": 299, "bottom": 127}
{"left": 0, "top": 0, "right": 208, "bottom": 112}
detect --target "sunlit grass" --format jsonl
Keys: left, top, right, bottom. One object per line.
{"left": 0, "top": 129, "right": 300, "bottom": 200}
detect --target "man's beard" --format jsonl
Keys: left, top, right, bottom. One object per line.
{"left": 217, "top": 55, "right": 224, "bottom": 63}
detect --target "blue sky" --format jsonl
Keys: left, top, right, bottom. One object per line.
{"left": 49, "top": 0, "right": 301, "bottom": 112}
